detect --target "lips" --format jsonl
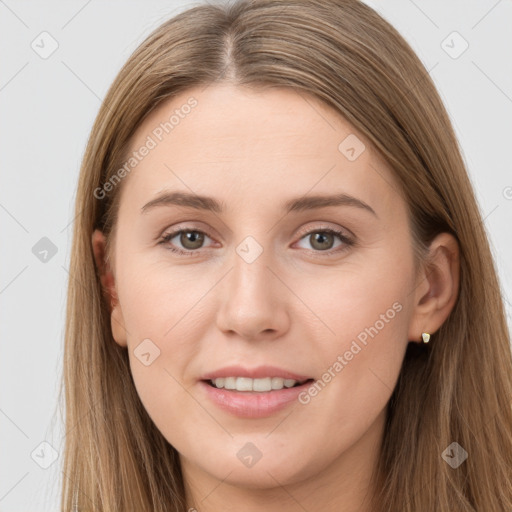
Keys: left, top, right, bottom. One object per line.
{"left": 200, "top": 365, "right": 312, "bottom": 382}
{"left": 199, "top": 365, "right": 315, "bottom": 418}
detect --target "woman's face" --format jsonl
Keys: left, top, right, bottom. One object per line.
{"left": 96, "top": 84, "right": 424, "bottom": 493}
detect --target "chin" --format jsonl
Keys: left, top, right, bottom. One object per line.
{"left": 183, "top": 437, "right": 320, "bottom": 490}
{"left": 208, "top": 460, "right": 311, "bottom": 490}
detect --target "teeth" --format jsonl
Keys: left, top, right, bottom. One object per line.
{"left": 214, "top": 377, "right": 225, "bottom": 388}
{"left": 271, "top": 377, "right": 284, "bottom": 389}
{"left": 212, "top": 377, "right": 304, "bottom": 392}
{"left": 236, "top": 377, "right": 253, "bottom": 391}
{"left": 224, "top": 377, "right": 236, "bottom": 390}
{"left": 253, "top": 377, "right": 272, "bottom": 392}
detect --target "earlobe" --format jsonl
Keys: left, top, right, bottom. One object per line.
{"left": 91, "top": 229, "right": 128, "bottom": 348}
{"left": 110, "top": 303, "right": 128, "bottom": 348}
{"left": 408, "top": 232, "right": 460, "bottom": 343}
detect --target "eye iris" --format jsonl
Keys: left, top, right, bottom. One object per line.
{"left": 310, "top": 232, "right": 334, "bottom": 251}
{"left": 181, "top": 231, "right": 204, "bottom": 250}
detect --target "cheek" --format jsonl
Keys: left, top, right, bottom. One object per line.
{"left": 294, "top": 249, "right": 410, "bottom": 348}
{"left": 114, "top": 258, "right": 216, "bottom": 436}
{"left": 116, "top": 254, "right": 210, "bottom": 345}
{"left": 285, "top": 276, "right": 410, "bottom": 478}
{"left": 291, "top": 246, "right": 412, "bottom": 405}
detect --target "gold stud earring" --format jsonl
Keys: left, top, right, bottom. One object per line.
{"left": 421, "top": 332, "right": 430, "bottom": 344}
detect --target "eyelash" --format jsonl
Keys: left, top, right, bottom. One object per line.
{"left": 158, "top": 225, "right": 355, "bottom": 258}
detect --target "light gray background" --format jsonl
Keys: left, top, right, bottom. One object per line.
{"left": 1, "top": 0, "right": 511, "bottom": 510}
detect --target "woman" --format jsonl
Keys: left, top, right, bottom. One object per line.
{"left": 60, "top": 0, "right": 512, "bottom": 510}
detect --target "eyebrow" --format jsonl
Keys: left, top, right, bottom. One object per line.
{"left": 141, "top": 191, "right": 377, "bottom": 217}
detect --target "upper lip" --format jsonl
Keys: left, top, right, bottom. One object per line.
{"left": 200, "top": 365, "right": 313, "bottom": 381}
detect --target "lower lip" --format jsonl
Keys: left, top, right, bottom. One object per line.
{"left": 199, "top": 380, "right": 313, "bottom": 418}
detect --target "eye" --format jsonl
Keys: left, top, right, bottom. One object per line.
{"left": 158, "top": 226, "right": 354, "bottom": 257}
{"left": 294, "top": 227, "right": 354, "bottom": 254}
{"left": 158, "top": 228, "right": 214, "bottom": 256}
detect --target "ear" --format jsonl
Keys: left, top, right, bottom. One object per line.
{"left": 91, "top": 229, "right": 127, "bottom": 348}
{"left": 408, "top": 232, "right": 460, "bottom": 344}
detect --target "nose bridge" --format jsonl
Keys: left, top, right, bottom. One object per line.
{"left": 215, "top": 233, "right": 289, "bottom": 339}
{"left": 230, "top": 235, "right": 276, "bottom": 309}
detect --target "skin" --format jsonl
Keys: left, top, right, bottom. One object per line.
{"left": 92, "top": 83, "right": 459, "bottom": 512}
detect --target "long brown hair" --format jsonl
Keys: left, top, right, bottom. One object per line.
{"left": 60, "top": 0, "right": 512, "bottom": 510}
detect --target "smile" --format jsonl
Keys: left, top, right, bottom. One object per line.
{"left": 208, "top": 376, "right": 310, "bottom": 392}
{"left": 200, "top": 378, "right": 315, "bottom": 418}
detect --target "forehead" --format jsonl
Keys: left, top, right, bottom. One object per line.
{"left": 119, "top": 84, "right": 404, "bottom": 218}
{"left": 131, "top": 84, "right": 364, "bottom": 161}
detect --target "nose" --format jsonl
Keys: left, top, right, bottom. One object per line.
{"left": 215, "top": 246, "right": 290, "bottom": 342}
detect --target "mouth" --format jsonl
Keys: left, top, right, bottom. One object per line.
{"left": 199, "top": 373, "right": 315, "bottom": 418}
{"left": 198, "top": 365, "right": 315, "bottom": 418}
{"left": 204, "top": 376, "right": 314, "bottom": 392}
